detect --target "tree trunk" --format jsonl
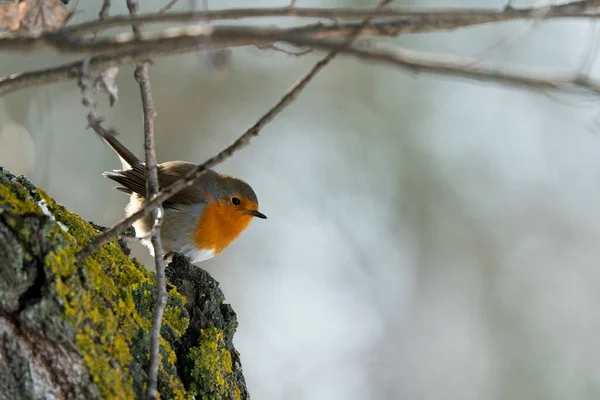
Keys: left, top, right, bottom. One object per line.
{"left": 0, "top": 167, "right": 248, "bottom": 400}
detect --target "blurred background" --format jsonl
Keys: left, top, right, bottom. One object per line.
{"left": 3, "top": 0, "right": 600, "bottom": 399}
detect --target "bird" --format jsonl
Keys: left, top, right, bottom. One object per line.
{"left": 92, "top": 124, "right": 266, "bottom": 263}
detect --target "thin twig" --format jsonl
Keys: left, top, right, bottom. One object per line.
{"left": 77, "top": 0, "right": 391, "bottom": 264}
{"left": 0, "top": 54, "right": 137, "bottom": 97}
{"left": 466, "top": 21, "right": 535, "bottom": 67}
{"left": 99, "top": 0, "right": 111, "bottom": 20}
{"left": 466, "top": 2, "right": 552, "bottom": 67}
{"left": 1, "top": 0, "right": 600, "bottom": 95}
{"left": 124, "top": 0, "right": 165, "bottom": 398}
{"left": 160, "top": 0, "right": 181, "bottom": 13}
{"left": 140, "top": 65, "right": 164, "bottom": 399}
{"left": 256, "top": 43, "right": 313, "bottom": 56}
{"left": 4, "top": 25, "right": 600, "bottom": 98}
{"left": 61, "top": 1, "right": 600, "bottom": 35}
{"left": 1, "top": 20, "right": 401, "bottom": 53}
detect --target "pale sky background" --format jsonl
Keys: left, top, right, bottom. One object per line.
{"left": 3, "top": 0, "right": 600, "bottom": 399}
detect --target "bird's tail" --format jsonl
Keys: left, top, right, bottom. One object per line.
{"left": 88, "top": 120, "right": 141, "bottom": 169}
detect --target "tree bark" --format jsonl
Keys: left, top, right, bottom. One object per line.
{"left": 0, "top": 167, "right": 248, "bottom": 400}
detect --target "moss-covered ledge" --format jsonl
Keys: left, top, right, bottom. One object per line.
{"left": 0, "top": 167, "right": 248, "bottom": 400}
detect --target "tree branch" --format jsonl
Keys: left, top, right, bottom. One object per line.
{"left": 62, "top": 1, "right": 600, "bottom": 36}
{"left": 4, "top": 0, "right": 600, "bottom": 53}
{"left": 2, "top": 1, "right": 600, "bottom": 97}
{"left": 3, "top": 24, "right": 600, "bottom": 99}
{"left": 99, "top": 0, "right": 111, "bottom": 20}
{"left": 0, "top": 53, "right": 142, "bottom": 97}
{"left": 123, "top": 0, "right": 165, "bottom": 398}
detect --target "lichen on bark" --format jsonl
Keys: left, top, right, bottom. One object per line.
{"left": 0, "top": 167, "right": 248, "bottom": 400}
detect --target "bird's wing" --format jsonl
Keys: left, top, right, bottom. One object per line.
{"left": 104, "top": 161, "right": 213, "bottom": 208}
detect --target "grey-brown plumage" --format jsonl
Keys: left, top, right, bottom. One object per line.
{"left": 94, "top": 126, "right": 259, "bottom": 209}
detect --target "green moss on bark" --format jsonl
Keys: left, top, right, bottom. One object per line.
{"left": 188, "top": 327, "right": 241, "bottom": 400}
{"left": 0, "top": 168, "right": 191, "bottom": 399}
{"left": 0, "top": 167, "right": 248, "bottom": 399}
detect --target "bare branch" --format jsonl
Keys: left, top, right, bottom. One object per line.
{"left": 466, "top": 21, "right": 535, "bottom": 67}
{"left": 139, "top": 62, "right": 164, "bottom": 400}
{"left": 0, "top": 0, "right": 598, "bottom": 97}
{"left": 160, "top": 0, "right": 181, "bottom": 13}
{"left": 0, "top": 53, "right": 137, "bottom": 97}
{"left": 62, "top": 1, "right": 600, "bottom": 36}
{"left": 4, "top": 24, "right": 600, "bottom": 99}
{"left": 4, "top": 0, "right": 600, "bottom": 52}
{"left": 77, "top": 0, "right": 390, "bottom": 265}
{"left": 256, "top": 43, "right": 313, "bottom": 56}
{"left": 99, "top": 0, "right": 111, "bottom": 20}
{"left": 123, "top": 0, "right": 165, "bottom": 398}
{"left": 0, "top": 21, "right": 424, "bottom": 53}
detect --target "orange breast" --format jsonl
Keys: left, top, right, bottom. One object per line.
{"left": 193, "top": 200, "right": 254, "bottom": 254}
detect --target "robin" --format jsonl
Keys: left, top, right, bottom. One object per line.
{"left": 92, "top": 125, "right": 266, "bottom": 263}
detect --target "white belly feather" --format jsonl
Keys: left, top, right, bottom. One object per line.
{"left": 126, "top": 199, "right": 214, "bottom": 264}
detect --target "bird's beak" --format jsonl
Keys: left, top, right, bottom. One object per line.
{"left": 249, "top": 209, "right": 267, "bottom": 219}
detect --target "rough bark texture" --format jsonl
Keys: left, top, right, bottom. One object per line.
{"left": 0, "top": 167, "right": 249, "bottom": 400}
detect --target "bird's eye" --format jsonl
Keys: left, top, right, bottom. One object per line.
{"left": 232, "top": 197, "right": 241, "bottom": 206}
